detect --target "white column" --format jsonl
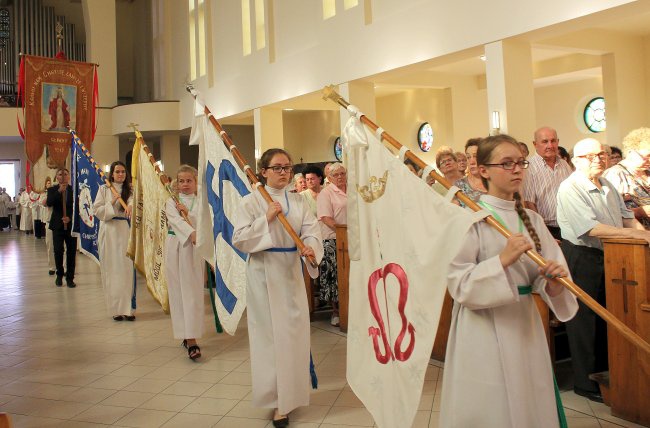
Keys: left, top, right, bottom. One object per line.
{"left": 253, "top": 107, "right": 284, "bottom": 171}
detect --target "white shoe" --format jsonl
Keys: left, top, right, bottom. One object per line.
{"left": 331, "top": 315, "right": 340, "bottom": 326}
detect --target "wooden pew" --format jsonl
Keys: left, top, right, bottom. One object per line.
{"left": 599, "top": 238, "right": 650, "bottom": 426}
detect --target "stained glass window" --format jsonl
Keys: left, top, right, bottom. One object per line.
{"left": 584, "top": 97, "right": 606, "bottom": 133}
{"left": 334, "top": 137, "right": 342, "bottom": 161}
{"left": 418, "top": 122, "right": 434, "bottom": 152}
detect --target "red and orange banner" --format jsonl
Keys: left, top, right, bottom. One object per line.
{"left": 17, "top": 55, "right": 98, "bottom": 177}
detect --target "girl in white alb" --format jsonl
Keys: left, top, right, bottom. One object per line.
{"left": 164, "top": 164, "right": 204, "bottom": 360}
{"left": 440, "top": 135, "right": 579, "bottom": 428}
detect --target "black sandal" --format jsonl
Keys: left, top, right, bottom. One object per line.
{"left": 181, "top": 340, "right": 188, "bottom": 349}
{"left": 125, "top": 315, "right": 136, "bottom": 321}
{"left": 113, "top": 315, "right": 124, "bottom": 321}
{"left": 187, "top": 345, "right": 201, "bottom": 360}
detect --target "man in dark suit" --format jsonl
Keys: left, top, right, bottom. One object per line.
{"left": 47, "top": 168, "right": 77, "bottom": 288}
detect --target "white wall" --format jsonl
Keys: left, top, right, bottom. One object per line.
{"left": 283, "top": 110, "right": 341, "bottom": 163}
{"left": 534, "top": 77, "right": 606, "bottom": 150}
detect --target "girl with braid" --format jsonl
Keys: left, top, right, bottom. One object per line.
{"left": 440, "top": 135, "right": 578, "bottom": 428}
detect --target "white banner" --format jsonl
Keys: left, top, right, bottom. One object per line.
{"left": 343, "top": 116, "right": 483, "bottom": 428}
{"left": 190, "top": 114, "right": 251, "bottom": 335}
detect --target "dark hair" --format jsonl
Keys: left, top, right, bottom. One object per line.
{"left": 519, "top": 142, "right": 529, "bottom": 156}
{"left": 303, "top": 165, "right": 324, "bottom": 184}
{"left": 477, "top": 134, "right": 542, "bottom": 253}
{"left": 558, "top": 146, "right": 570, "bottom": 160}
{"left": 610, "top": 146, "right": 623, "bottom": 157}
{"left": 258, "top": 148, "right": 293, "bottom": 170}
{"left": 465, "top": 138, "right": 482, "bottom": 152}
{"left": 109, "top": 161, "right": 132, "bottom": 203}
{"left": 404, "top": 158, "right": 421, "bottom": 173}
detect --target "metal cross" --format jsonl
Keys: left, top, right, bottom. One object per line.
{"left": 612, "top": 268, "right": 638, "bottom": 313}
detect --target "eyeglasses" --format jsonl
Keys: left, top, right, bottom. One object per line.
{"left": 331, "top": 171, "right": 346, "bottom": 178}
{"left": 484, "top": 160, "right": 530, "bottom": 170}
{"left": 576, "top": 152, "right": 607, "bottom": 162}
{"left": 265, "top": 165, "right": 293, "bottom": 174}
{"left": 439, "top": 158, "right": 455, "bottom": 166}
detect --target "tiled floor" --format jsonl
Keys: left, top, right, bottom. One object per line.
{"left": 0, "top": 230, "right": 645, "bottom": 427}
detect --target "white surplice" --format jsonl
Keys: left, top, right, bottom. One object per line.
{"left": 440, "top": 195, "right": 578, "bottom": 428}
{"left": 232, "top": 185, "right": 323, "bottom": 416}
{"left": 30, "top": 191, "right": 42, "bottom": 221}
{"left": 93, "top": 184, "right": 134, "bottom": 316}
{"left": 164, "top": 194, "right": 205, "bottom": 339}
{"left": 19, "top": 192, "right": 33, "bottom": 231}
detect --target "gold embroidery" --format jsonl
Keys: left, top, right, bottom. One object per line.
{"left": 357, "top": 171, "right": 388, "bottom": 203}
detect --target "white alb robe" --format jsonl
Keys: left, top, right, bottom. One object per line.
{"left": 440, "top": 195, "right": 578, "bottom": 428}
{"left": 30, "top": 191, "right": 42, "bottom": 221}
{"left": 40, "top": 193, "right": 55, "bottom": 270}
{"left": 94, "top": 184, "right": 134, "bottom": 316}
{"left": 19, "top": 192, "right": 33, "bottom": 231}
{"left": 232, "top": 185, "right": 323, "bottom": 416}
{"left": 164, "top": 194, "right": 205, "bottom": 339}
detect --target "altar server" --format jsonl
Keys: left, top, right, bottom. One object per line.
{"left": 94, "top": 161, "right": 135, "bottom": 321}
{"left": 19, "top": 185, "right": 33, "bottom": 234}
{"left": 164, "top": 164, "right": 204, "bottom": 360}
{"left": 232, "top": 148, "right": 323, "bottom": 428}
{"left": 30, "top": 186, "right": 44, "bottom": 238}
{"left": 440, "top": 135, "right": 578, "bottom": 428}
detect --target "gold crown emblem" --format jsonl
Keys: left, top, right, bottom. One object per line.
{"left": 357, "top": 171, "right": 388, "bottom": 203}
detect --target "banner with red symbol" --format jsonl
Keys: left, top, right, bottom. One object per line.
{"left": 342, "top": 116, "right": 484, "bottom": 428}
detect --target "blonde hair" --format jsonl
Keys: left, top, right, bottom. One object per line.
{"left": 435, "top": 146, "right": 457, "bottom": 168}
{"left": 622, "top": 127, "right": 650, "bottom": 154}
{"left": 176, "top": 164, "right": 198, "bottom": 179}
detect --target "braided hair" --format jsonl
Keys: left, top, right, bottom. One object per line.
{"left": 477, "top": 134, "right": 542, "bottom": 254}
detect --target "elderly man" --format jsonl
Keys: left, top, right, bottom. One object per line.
{"left": 557, "top": 138, "right": 650, "bottom": 402}
{"left": 522, "top": 127, "right": 573, "bottom": 240}
{"left": 316, "top": 162, "right": 347, "bottom": 326}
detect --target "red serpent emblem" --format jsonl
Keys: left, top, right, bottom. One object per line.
{"left": 367, "top": 263, "right": 416, "bottom": 364}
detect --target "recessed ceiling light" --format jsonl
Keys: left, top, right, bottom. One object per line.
{"left": 479, "top": 55, "right": 486, "bottom": 62}
{"left": 283, "top": 108, "right": 294, "bottom": 111}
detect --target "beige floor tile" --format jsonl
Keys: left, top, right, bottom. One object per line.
{"left": 199, "top": 358, "right": 241, "bottom": 372}
{"left": 63, "top": 387, "right": 118, "bottom": 404}
{"left": 31, "top": 399, "right": 93, "bottom": 419}
{"left": 309, "top": 389, "right": 341, "bottom": 406}
{"left": 428, "top": 411, "right": 440, "bottom": 428}
{"left": 316, "top": 376, "right": 347, "bottom": 391}
{"left": 28, "top": 383, "right": 79, "bottom": 400}
{"left": 9, "top": 414, "right": 63, "bottom": 428}
{"left": 218, "top": 371, "right": 252, "bottom": 386}
{"left": 213, "top": 416, "right": 269, "bottom": 427}
{"left": 589, "top": 401, "right": 647, "bottom": 428}
{"left": 161, "top": 380, "right": 213, "bottom": 397}
{"left": 202, "top": 383, "right": 251, "bottom": 400}
{"left": 226, "top": 400, "right": 274, "bottom": 419}
{"left": 0, "top": 380, "right": 44, "bottom": 396}
{"left": 333, "top": 390, "right": 364, "bottom": 407}
{"left": 289, "top": 404, "right": 331, "bottom": 423}
{"left": 418, "top": 394, "right": 434, "bottom": 411}
{"left": 160, "top": 412, "right": 222, "bottom": 428}
{"left": 143, "top": 366, "right": 194, "bottom": 381}
{"left": 53, "top": 420, "right": 113, "bottom": 428}
{"left": 124, "top": 378, "right": 176, "bottom": 393}
{"left": 560, "top": 391, "right": 595, "bottom": 416}
{"left": 319, "top": 424, "right": 373, "bottom": 428}
{"left": 116, "top": 408, "right": 176, "bottom": 428}
{"left": 111, "top": 364, "right": 158, "bottom": 378}
{"left": 88, "top": 374, "right": 139, "bottom": 390}
{"left": 323, "top": 406, "right": 375, "bottom": 426}
{"left": 101, "top": 390, "right": 156, "bottom": 407}
{"left": 139, "top": 393, "right": 196, "bottom": 412}
{"left": 72, "top": 404, "right": 134, "bottom": 424}
{"left": 180, "top": 369, "right": 229, "bottom": 383}
{"left": 412, "top": 410, "right": 431, "bottom": 428}
{"left": 565, "top": 417, "right": 602, "bottom": 428}
{"left": 183, "top": 396, "right": 240, "bottom": 416}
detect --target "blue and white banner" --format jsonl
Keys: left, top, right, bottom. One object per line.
{"left": 190, "top": 111, "right": 251, "bottom": 335}
{"left": 71, "top": 135, "right": 103, "bottom": 265}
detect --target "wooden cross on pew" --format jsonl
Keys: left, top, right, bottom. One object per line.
{"left": 612, "top": 268, "right": 638, "bottom": 313}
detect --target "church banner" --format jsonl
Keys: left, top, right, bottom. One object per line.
{"left": 71, "top": 134, "right": 102, "bottom": 265}
{"left": 190, "top": 111, "right": 251, "bottom": 335}
{"left": 17, "top": 55, "right": 98, "bottom": 190}
{"left": 342, "top": 116, "right": 485, "bottom": 428}
{"left": 127, "top": 134, "right": 170, "bottom": 313}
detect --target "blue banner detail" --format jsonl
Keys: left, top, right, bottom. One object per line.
{"left": 71, "top": 139, "right": 103, "bottom": 263}
{"left": 206, "top": 160, "right": 250, "bottom": 314}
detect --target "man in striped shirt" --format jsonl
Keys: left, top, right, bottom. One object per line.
{"left": 522, "top": 126, "right": 573, "bottom": 240}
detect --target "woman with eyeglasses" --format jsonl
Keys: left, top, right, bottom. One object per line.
{"left": 232, "top": 148, "right": 323, "bottom": 428}
{"left": 454, "top": 138, "right": 487, "bottom": 205}
{"left": 436, "top": 146, "right": 464, "bottom": 184}
{"left": 93, "top": 161, "right": 135, "bottom": 322}
{"left": 603, "top": 127, "right": 650, "bottom": 229}
{"left": 440, "top": 135, "right": 578, "bottom": 428}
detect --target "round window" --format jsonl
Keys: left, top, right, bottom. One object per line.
{"left": 584, "top": 97, "right": 606, "bottom": 133}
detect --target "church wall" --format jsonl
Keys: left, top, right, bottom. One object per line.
{"left": 283, "top": 110, "right": 341, "bottom": 164}
{"left": 0, "top": 142, "right": 27, "bottom": 191}
{"left": 162, "top": 0, "right": 637, "bottom": 127}
{"left": 534, "top": 77, "right": 607, "bottom": 151}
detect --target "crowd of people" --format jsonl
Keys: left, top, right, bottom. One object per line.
{"left": 3, "top": 125, "right": 649, "bottom": 427}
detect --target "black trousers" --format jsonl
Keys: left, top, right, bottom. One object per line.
{"left": 53, "top": 227, "right": 77, "bottom": 280}
{"left": 546, "top": 225, "right": 562, "bottom": 241}
{"left": 561, "top": 240, "right": 608, "bottom": 393}
{"left": 34, "top": 220, "right": 44, "bottom": 238}
{"left": 15, "top": 214, "right": 20, "bottom": 230}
